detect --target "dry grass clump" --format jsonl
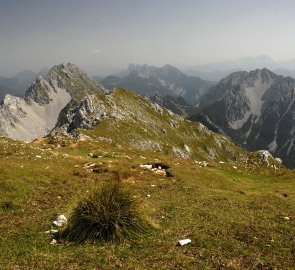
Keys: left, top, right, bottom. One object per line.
{"left": 61, "top": 182, "right": 152, "bottom": 243}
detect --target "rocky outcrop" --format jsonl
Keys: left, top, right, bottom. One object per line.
{"left": 0, "top": 63, "right": 105, "bottom": 141}
{"left": 54, "top": 95, "right": 111, "bottom": 133}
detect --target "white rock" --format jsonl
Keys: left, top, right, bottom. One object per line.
{"left": 140, "top": 164, "right": 153, "bottom": 170}
{"left": 178, "top": 239, "right": 192, "bottom": 246}
{"left": 275, "top": 158, "right": 282, "bottom": 164}
{"left": 45, "top": 229, "right": 58, "bottom": 234}
{"left": 232, "top": 166, "right": 238, "bottom": 169}
{"left": 154, "top": 169, "right": 166, "bottom": 176}
{"left": 53, "top": 214, "right": 67, "bottom": 227}
{"left": 50, "top": 239, "right": 57, "bottom": 245}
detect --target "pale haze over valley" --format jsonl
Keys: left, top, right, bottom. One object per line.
{"left": 1, "top": 0, "right": 295, "bottom": 76}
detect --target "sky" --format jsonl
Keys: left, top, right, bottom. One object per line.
{"left": 1, "top": 0, "right": 295, "bottom": 76}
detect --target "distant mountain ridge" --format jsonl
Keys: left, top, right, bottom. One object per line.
{"left": 99, "top": 64, "right": 214, "bottom": 104}
{"left": 190, "top": 68, "right": 295, "bottom": 168}
{"left": 0, "top": 71, "right": 37, "bottom": 102}
{"left": 0, "top": 68, "right": 50, "bottom": 102}
{"left": 184, "top": 55, "right": 295, "bottom": 81}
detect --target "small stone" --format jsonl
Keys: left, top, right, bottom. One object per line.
{"left": 284, "top": 216, "right": 290, "bottom": 220}
{"left": 53, "top": 215, "right": 67, "bottom": 227}
{"left": 178, "top": 239, "right": 192, "bottom": 246}
{"left": 45, "top": 229, "right": 58, "bottom": 234}
{"left": 50, "top": 239, "right": 57, "bottom": 245}
{"left": 140, "top": 164, "right": 153, "bottom": 170}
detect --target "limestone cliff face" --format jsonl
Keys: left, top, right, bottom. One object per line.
{"left": 0, "top": 63, "right": 105, "bottom": 141}
{"left": 191, "top": 69, "right": 295, "bottom": 167}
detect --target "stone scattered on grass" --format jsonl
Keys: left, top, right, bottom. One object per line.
{"left": 177, "top": 239, "right": 192, "bottom": 246}
{"left": 194, "top": 161, "right": 209, "bottom": 167}
{"left": 45, "top": 229, "right": 58, "bottom": 234}
{"left": 284, "top": 216, "right": 290, "bottom": 220}
{"left": 83, "top": 162, "right": 98, "bottom": 171}
{"left": 50, "top": 239, "right": 57, "bottom": 245}
{"left": 140, "top": 164, "right": 153, "bottom": 170}
{"left": 53, "top": 215, "right": 67, "bottom": 227}
{"left": 140, "top": 163, "right": 168, "bottom": 176}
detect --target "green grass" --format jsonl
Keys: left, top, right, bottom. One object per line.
{"left": 0, "top": 137, "right": 294, "bottom": 269}
{"left": 60, "top": 182, "right": 153, "bottom": 243}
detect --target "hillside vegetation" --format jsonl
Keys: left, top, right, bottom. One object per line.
{"left": 0, "top": 125, "right": 294, "bottom": 269}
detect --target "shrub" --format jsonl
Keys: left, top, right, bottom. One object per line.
{"left": 61, "top": 182, "right": 152, "bottom": 243}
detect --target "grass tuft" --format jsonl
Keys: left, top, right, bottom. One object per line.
{"left": 61, "top": 182, "right": 152, "bottom": 243}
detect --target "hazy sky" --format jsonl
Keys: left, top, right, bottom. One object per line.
{"left": 1, "top": 0, "right": 295, "bottom": 76}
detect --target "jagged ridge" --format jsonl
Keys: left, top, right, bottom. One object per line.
{"left": 191, "top": 68, "right": 295, "bottom": 167}
{"left": 52, "top": 87, "right": 245, "bottom": 162}
{"left": 0, "top": 63, "right": 105, "bottom": 141}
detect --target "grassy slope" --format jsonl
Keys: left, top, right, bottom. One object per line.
{"left": 0, "top": 136, "right": 294, "bottom": 269}
{"left": 80, "top": 88, "right": 244, "bottom": 163}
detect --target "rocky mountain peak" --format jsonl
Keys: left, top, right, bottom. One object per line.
{"left": 48, "top": 63, "right": 86, "bottom": 78}
{"left": 0, "top": 63, "right": 106, "bottom": 142}
{"left": 194, "top": 68, "right": 295, "bottom": 168}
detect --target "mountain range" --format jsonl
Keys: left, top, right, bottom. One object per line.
{"left": 99, "top": 64, "right": 214, "bottom": 104}
{"left": 0, "top": 63, "right": 244, "bottom": 163}
{"left": 190, "top": 68, "right": 295, "bottom": 168}
{"left": 1, "top": 63, "right": 293, "bottom": 269}
{"left": 103, "top": 63, "right": 295, "bottom": 168}
{"left": 1, "top": 62, "right": 295, "bottom": 167}
{"left": 184, "top": 55, "right": 295, "bottom": 81}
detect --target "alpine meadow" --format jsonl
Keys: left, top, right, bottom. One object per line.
{"left": 1, "top": 1, "right": 295, "bottom": 269}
